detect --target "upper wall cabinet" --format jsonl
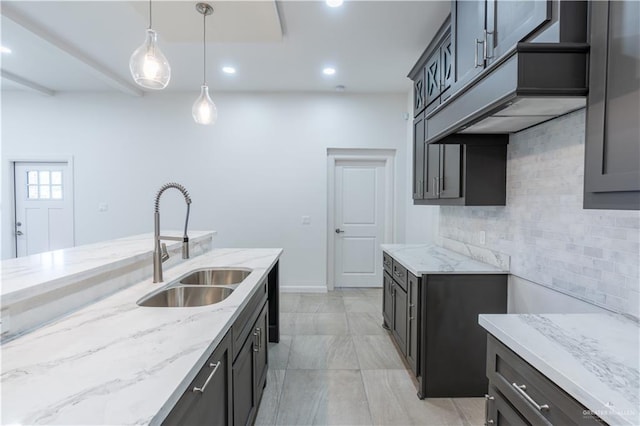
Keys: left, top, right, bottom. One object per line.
{"left": 584, "top": 0, "right": 640, "bottom": 210}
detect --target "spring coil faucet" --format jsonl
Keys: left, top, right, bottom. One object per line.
{"left": 153, "top": 182, "right": 192, "bottom": 283}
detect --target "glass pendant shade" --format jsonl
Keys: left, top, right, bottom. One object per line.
{"left": 192, "top": 84, "right": 217, "bottom": 125}
{"left": 129, "top": 29, "right": 171, "bottom": 90}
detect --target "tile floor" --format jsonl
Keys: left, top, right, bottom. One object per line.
{"left": 255, "top": 288, "right": 485, "bottom": 425}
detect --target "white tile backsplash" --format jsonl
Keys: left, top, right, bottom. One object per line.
{"left": 439, "top": 110, "right": 640, "bottom": 318}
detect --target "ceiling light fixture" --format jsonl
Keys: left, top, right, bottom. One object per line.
{"left": 192, "top": 3, "right": 217, "bottom": 126}
{"left": 326, "top": 0, "right": 344, "bottom": 7}
{"left": 0, "top": 46, "right": 12, "bottom": 54}
{"left": 129, "top": 0, "right": 171, "bottom": 89}
{"left": 222, "top": 66, "right": 236, "bottom": 74}
{"left": 323, "top": 67, "right": 336, "bottom": 76}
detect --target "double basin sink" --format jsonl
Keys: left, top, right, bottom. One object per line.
{"left": 137, "top": 268, "right": 252, "bottom": 308}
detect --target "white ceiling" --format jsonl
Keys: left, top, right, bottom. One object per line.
{"left": 0, "top": 1, "right": 450, "bottom": 95}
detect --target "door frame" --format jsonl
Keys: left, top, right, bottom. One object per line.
{"left": 326, "top": 148, "right": 395, "bottom": 291}
{"left": 7, "top": 156, "right": 76, "bottom": 258}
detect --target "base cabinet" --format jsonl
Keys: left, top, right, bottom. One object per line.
{"left": 485, "top": 335, "right": 605, "bottom": 425}
{"left": 382, "top": 251, "right": 508, "bottom": 399}
{"left": 163, "top": 331, "right": 233, "bottom": 426}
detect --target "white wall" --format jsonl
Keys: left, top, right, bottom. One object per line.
{"left": 439, "top": 111, "right": 640, "bottom": 318}
{"left": 1, "top": 91, "right": 410, "bottom": 290}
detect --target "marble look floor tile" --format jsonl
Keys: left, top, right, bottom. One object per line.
{"left": 335, "top": 288, "right": 382, "bottom": 298}
{"left": 276, "top": 369, "right": 372, "bottom": 425}
{"left": 269, "top": 335, "right": 293, "bottom": 370}
{"left": 287, "top": 335, "right": 359, "bottom": 370}
{"left": 353, "top": 335, "right": 406, "bottom": 369}
{"left": 280, "top": 313, "right": 349, "bottom": 335}
{"left": 347, "top": 312, "right": 386, "bottom": 335}
{"left": 296, "top": 294, "right": 345, "bottom": 313}
{"left": 343, "top": 296, "right": 382, "bottom": 314}
{"left": 362, "top": 370, "right": 464, "bottom": 426}
{"left": 255, "top": 370, "right": 286, "bottom": 425}
{"left": 280, "top": 294, "right": 300, "bottom": 313}
{"left": 452, "top": 398, "right": 486, "bottom": 426}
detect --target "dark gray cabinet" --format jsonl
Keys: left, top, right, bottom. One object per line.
{"left": 416, "top": 136, "right": 508, "bottom": 206}
{"left": 413, "top": 69, "right": 426, "bottom": 116}
{"left": 584, "top": 0, "right": 640, "bottom": 210}
{"left": 383, "top": 272, "right": 393, "bottom": 328}
{"left": 485, "top": 335, "right": 604, "bottom": 425}
{"left": 452, "top": 0, "right": 551, "bottom": 91}
{"left": 412, "top": 112, "right": 426, "bottom": 200}
{"left": 163, "top": 331, "right": 233, "bottom": 426}
{"left": 406, "top": 272, "right": 419, "bottom": 375}
{"left": 392, "top": 283, "right": 408, "bottom": 355}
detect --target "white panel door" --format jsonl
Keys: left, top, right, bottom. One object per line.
{"left": 14, "top": 162, "right": 74, "bottom": 257}
{"left": 334, "top": 160, "right": 386, "bottom": 287}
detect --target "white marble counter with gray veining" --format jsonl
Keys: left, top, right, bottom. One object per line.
{"left": 479, "top": 313, "right": 640, "bottom": 426}
{"left": 1, "top": 247, "right": 282, "bottom": 425}
{"left": 1, "top": 231, "right": 216, "bottom": 305}
{"left": 380, "top": 244, "right": 509, "bottom": 276}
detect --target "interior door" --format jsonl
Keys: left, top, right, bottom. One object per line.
{"left": 14, "top": 162, "right": 74, "bottom": 257}
{"left": 334, "top": 160, "right": 386, "bottom": 288}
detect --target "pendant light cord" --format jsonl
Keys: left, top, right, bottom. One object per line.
{"left": 203, "top": 11, "right": 207, "bottom": 85}
{"left": 148, "top": 0, "right": 152, "bottom": 29}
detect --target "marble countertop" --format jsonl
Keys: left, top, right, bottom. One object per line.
{"left": 381, "top": 244, "right": 508, "bottom": 276}
{"left": 1, "top": 247, "right": 282, "bottom": 425}
{"left": 1, "top": 231, "right": 215, "bottom": 306}
{"left": 479, "top": 313, "right": 640, "bottom": 426}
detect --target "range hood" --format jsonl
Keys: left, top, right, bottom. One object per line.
{"left": 426, "top": 43, "right": 589, "bottom": 143}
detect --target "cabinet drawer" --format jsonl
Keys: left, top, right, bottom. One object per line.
{"left": 487, "top": 335, "right": 603, "bottom": 426}
{"left": 383, "top": 252, "right": 393, "bottom": 274}
{"left": 485, "top": 385, "right": 529, "bottom": 426}
{"left": 233, "top": 280, "right": 267, "bottom": 360}
{"left": 391, "top": 260, "right": 407, "bottom": 290}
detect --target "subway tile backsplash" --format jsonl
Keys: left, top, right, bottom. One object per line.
{"left": 439, "top": 110, "right": 640, "bottom": 318}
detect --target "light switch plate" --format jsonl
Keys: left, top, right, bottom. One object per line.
{"left": 302, "top": 216, "right": 311, "bottom": 225}
{"left": 98, "top": 202, "right": 109, "bottom": 212}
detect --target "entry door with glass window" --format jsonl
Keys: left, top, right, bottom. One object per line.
{"left": 14, "top": 162, "right": 74, "bottom": 257}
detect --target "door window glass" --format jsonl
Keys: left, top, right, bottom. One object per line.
{"left": 26, "top": 170, "right": 63, "bottom": 200}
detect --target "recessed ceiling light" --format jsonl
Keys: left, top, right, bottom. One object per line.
{"left": 222, "top": 66, "right": 236, "bottom": 74}
{"left": 323, "top": 67, "right": 336, "bottom": 76}
{"left": 0, "top": 46, "right": 12, "bottom": 54}
{"left": 326, "top": 0, "right": 344, "bottom": 7}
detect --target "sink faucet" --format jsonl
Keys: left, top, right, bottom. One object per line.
{"left": 153, "top": 182, "right": 192, "bottom": 283}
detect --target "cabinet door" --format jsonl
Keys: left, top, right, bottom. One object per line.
{"left": 233, "top": 332, "right": 257, "bottom": 426}
{"left": 440, "top": 36, "right": 453, "bottom": 101}
{"left": 584, "top": 0, "right": 640, "bottom": 210}
{"left": 163, "top": 332, "right": 233, "bottom": 426}
{"left": 383, "top": 272, "right": 394, "bottom": 329}
{"left": 425, "top": 50, "right": 441, "bottom": 107}
{"left": 406, "top": 273, "right": 419, "bottom": 375}
{"left": 254, "top": 304, "right": 269, "bottom": 403}
{"left": 424, "top": 144, "right": 440, "bottom": 199}
{"left": 452, "top": 0, "right": 486, "bottom": 87}
{"left": 486, "top": 0, "right": 551, "bottom": 65}
{"left": 392, "top": 284, "right": 408, "bottom": 355}
{"left": 413, "top": 69, "right": 426, "bottom": 115}
{"left": 439, "top": 144, "right": 462, "bottom": 199}
{"left": 413, "top": 113, "right": 426, "bottom": 200}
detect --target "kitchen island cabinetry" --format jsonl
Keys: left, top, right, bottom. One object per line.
{"left": 381, "top": 245, "right": 508, "bottom": 398}
{"left": 163, "top": 332, "right": 233, "bottom": 426}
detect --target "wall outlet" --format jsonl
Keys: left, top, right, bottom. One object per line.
{"left": 301, "top": 216, "right": 311, "bottom": 225}
{"left": 98, "top": 202, "right": 109, "bottom": 212}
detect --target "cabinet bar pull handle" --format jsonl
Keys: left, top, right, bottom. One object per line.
{"left": 193, "top": 361, "right": 221, "bottom": 393}
{"left": 253, "top": 330, "right": 260, "bottom": 352}
{"left": 512, "top": 383, "right": 549, "bottom": 411}
{"left": 484, "top": 394, "right": 495, "bottom": 425}
{"left": 484, "top": 29, "right": 493, "bottom": 60}
{"left": 432, "top": 177, "right": 437, "bottom": 196}
{"left": 475, "top": 38, "right": 484, "bottom": 68}
{"left": 257, "top": 327, "right": 262, "bottom": 350}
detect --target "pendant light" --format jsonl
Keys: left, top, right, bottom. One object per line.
{"left": 192, "top": 3, "right": 217, "bottom": 125}
{"left": 129, "top": 0, "right": 171, "bottom": 89}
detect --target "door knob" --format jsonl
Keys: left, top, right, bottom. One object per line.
{"left": 16, "top": 230, "right": 23, "bottom": 236}
{"left": 335, "top": 228, "right": 345, "bottom": 234}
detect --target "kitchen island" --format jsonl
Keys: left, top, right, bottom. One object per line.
{"left": 1, "top": 236, "right": 282, "bottom": 425}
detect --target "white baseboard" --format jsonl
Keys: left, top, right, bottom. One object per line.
{"left": 280, "top": 285, "right": 328, "bottom": 293}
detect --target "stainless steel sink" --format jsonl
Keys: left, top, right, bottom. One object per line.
{"left": 179, "top": 268, "right": 251, "bottom": 286}
{"left": 137, "top": 286, "right": 234, "bottom": 308}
